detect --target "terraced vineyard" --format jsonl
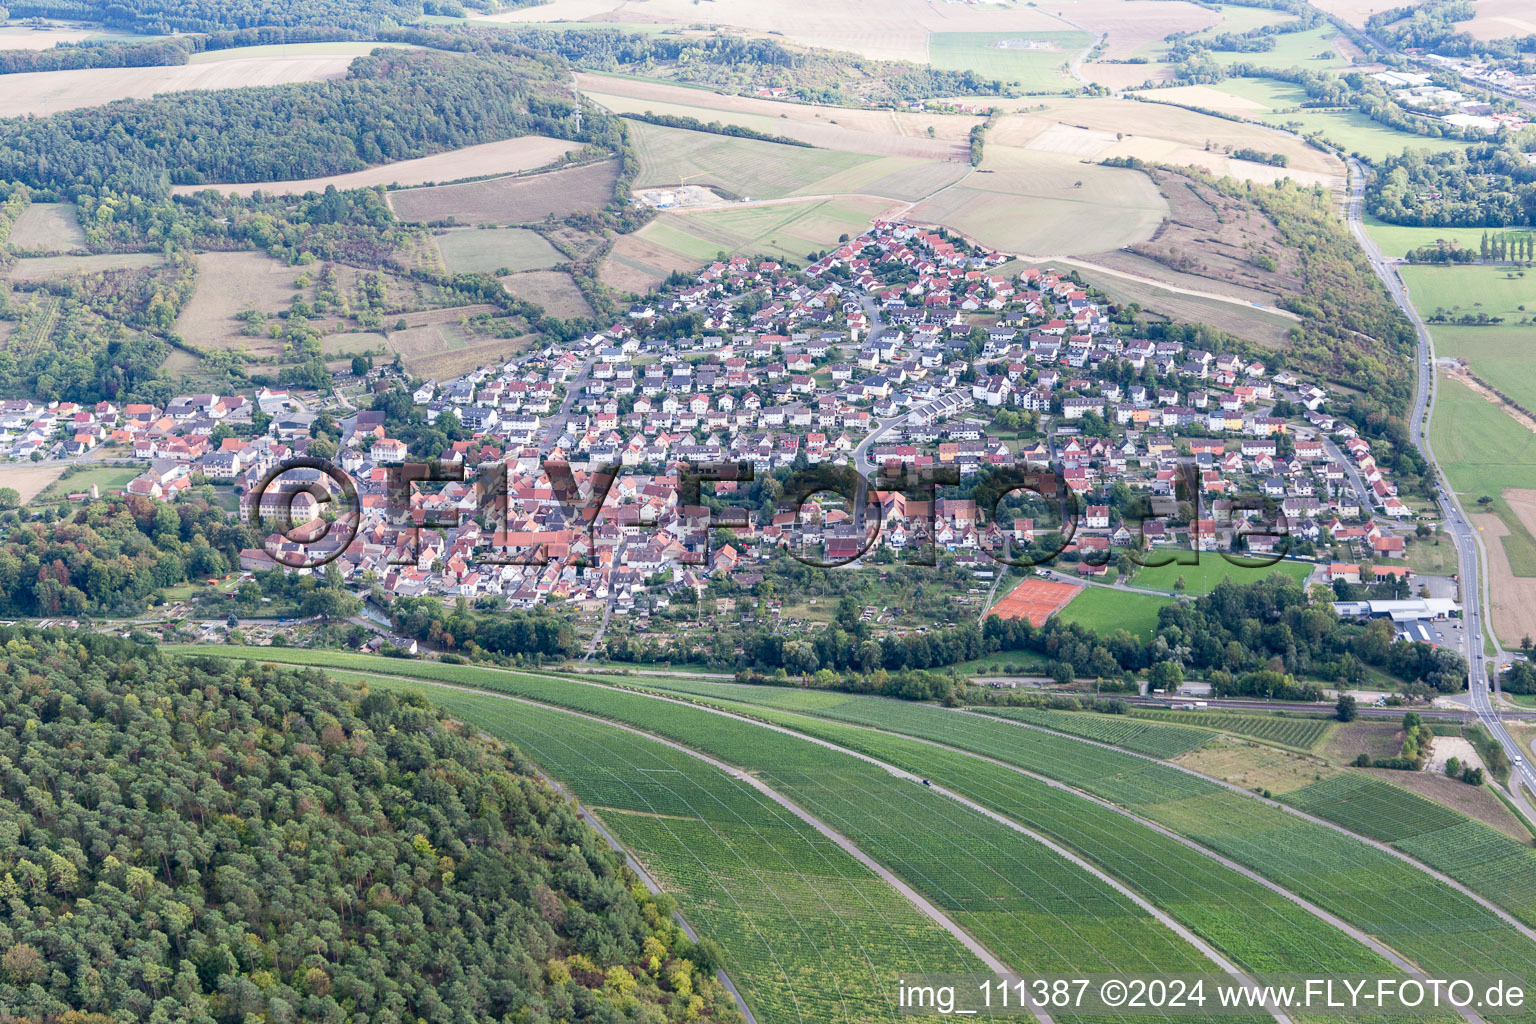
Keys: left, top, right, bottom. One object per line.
{"left": 1131, "top": 709, "right": 1334, "bottom": 751}
{"left": 336, "top": 675, "right": 985, "bottom": 1024}
{"left": 194, "top": 649, "right": 1230, "bottom": 1022}
{"left": 975, "top": 706, "right": 1215, "bottom": 757}
{"left": 180, "top": 649, "right": 1536, "bottom": 1015}
{"left": 1284, "top": 773, "right": 1536, "bottom": 928}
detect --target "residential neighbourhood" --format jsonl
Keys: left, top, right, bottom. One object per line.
{"left": 16, "top": 221, "right": 1452, "bottom": 646}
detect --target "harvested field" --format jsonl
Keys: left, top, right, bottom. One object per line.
{"left": 388, "top": 160, "right": 618, "bottom": 225}
{"left": 5, "top": 252, "right": 163, "bottom": 282}
{"left": 1139, "top": 84, "right": 1273, "bottom": 113}
{"left": 1057, "top": 0, "right": 1219, "bottom": 60}
{"left": 0, "top": 463, "right": 68, "bottom": 505}
{"left": 500, "top": 270, "right": 594, "bottom": 319}
{"left": 909, "top": 149, "right": 1166, "bottom": 255}
{"left": 583, "top": 82, "right": 972, "bottom": 162}
{"left": 1453, "top": 0, "right": 1536, "bottom": 41}
{"left": 1040, "top": 96, "right": 1344, "bottom": 182}
{"left": 0, "top": 25, "right": 103, "bottom": 49}
{"left": 1080, "top": 61, "right": 1178, "bottom": 90}
{"left": 174, "top": 251, "right": 306, "bottom": 356}
{"left": 0, "top": 54, "right": 354, "bottom": 119}
{"left": 581, "top": 75, "right": 980, "bottom": 144}
{"left": 1478, "top": 506, "right": 1536, "bottom": 650}
{"left": 481, "top": 0, "right": 1211, "bottom": 63}
{"left": 600, "top": 233, "right": 703, "bottom": 293}
{"left": 1305, "top": 0, "right": 1403, "bottom": 27}
{"left": 986, "top": 577, "right": 1080, "bottom": 626}
{"left": 6, "top": 203, "right": 87, "bottom": 253}
{"left": 171, "top": 136, "right": 582, "bottom": 197}
{"left": 434, "top": 227, "right": 564, "bottom": 274}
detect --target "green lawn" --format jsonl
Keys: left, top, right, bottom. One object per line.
{"left": 34, "top": 464, "right": 137, "bottom": 503}
{"left": 952, "top": 649, "right": 1053, "bottom": 676}
{"left": 1054, "top": 586, "right": 1170, "bottom": 639}
{"left": 1129, "top": 558, "right": 1314, "bottom": 596}
{"left": 1400, "top": 263, "right": 1536, "bottom": 324}
{"left": 1402, "top": 534, "right": 1459, "bottom": 577}
{"left": 1362, "top": 214, "right": 1500, "bottom": 260}
{"left": 434, "top": 227, "right": 563, "bottom": 274}
{"left": 1206, "top": 26, "right": 1352, "bottom": 71}
{"left": 1254, "top": 107, "right": 1469, "bottom": 162}
{"left": 928, "top": 31, "right": 1092, "bottom": 92}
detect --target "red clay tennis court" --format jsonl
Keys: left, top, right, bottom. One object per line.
{"left": 986, "top": 578, "right": 1082, "bottom": 626}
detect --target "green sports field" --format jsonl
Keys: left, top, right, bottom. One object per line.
{"left": 1130, "top": 558, "right": 1314, "bottom": 596}
{"left": 1054, "top": 585, "right": 1170, "bottom": 639}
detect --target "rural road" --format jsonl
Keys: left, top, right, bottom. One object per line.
{"left": 1341, "top": 155, "right": 1536, "bottom": 820}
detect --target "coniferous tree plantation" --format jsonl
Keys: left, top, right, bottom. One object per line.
{"left": 0, "top": 631, "right": 741, "bottom": 1024}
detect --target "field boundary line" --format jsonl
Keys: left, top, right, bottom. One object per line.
{"left": 228, "top": 651, "right": 1288, "bottom": 1021}
{"left": 956, "top": 707, "right": 1536, "bottom": 946}
{"left": 296, "top": 664, "right": 1025, "bottom": 995}
{"left": 534, "top": 768, "right": 762, "bottom": 1024}
{"left": 690, "top": 698, "right": 1448, "bottom": 982}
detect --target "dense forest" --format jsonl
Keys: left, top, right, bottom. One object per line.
{"left": 1368, "top": 142, "right": 1536, "bottom": 226}
{"left": 596, "top": 570, "right": 1464, "bottom": 698}
{"left": 0, "top": 631, "right": 742, "bottom": 1023}
{"left": 497, "top": 25, "right": 1016, "bottom": 105}
{"left": 0, "top": 49, "right": 604, "bottom": 194}
{"left": 0, "top": 493, "right": 257, "bottom": 616}
{"left": 1365, "top": 0, "right": 1536, "bottom": 60}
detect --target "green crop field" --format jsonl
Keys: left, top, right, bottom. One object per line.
{"left": 1249, "top": 106, "right": 1469, "bottom": 162}
{"left": 1426, "top": 325, "right": 1536, "bottom": 413}
{"left": 977, "top": 706, "right": 1214, "bottom": 758}
{"left": 1054, "top": 586, "right": 1170, "bottom": 639}
{"left": 178, "top": 649, "right": 1228, "bottom": 994}
{"left": 1129, "top": 558, "right": 1314, "bottom": 596}
{"left": 32, "top": 464, "right": 138, "bottom": 503}
{"left": 626, "top": 121, "right": 878, "bottom": 201}
{"left": 1130, "top": 709, "right": 1333, "bottom": 751}
{"left": 635, "top": 198, "right": 892, "bottom": 266}
{"left": 1401, "top": 264, "right": 1536, "bottom": 324}
{"left": 341, "top": 675, "right": 986, "bottom": 1023}
{"left": 1430, "top": 375, "right": 1536, "bottom": 577}
{"left": 1284, "top": 772, "right": 1536, "bottom": 928}
{"left": 927, "top": 32, "right": 1091, "bottom": 92}
{"left": 434, "top": 227, "right": 563, "bottom": 274}
{"left": 1206, "top": 26, "right": 1354, "bottom": 71}
{"left": 1361, "top": 214, "right": 1498, "bottom": 259}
